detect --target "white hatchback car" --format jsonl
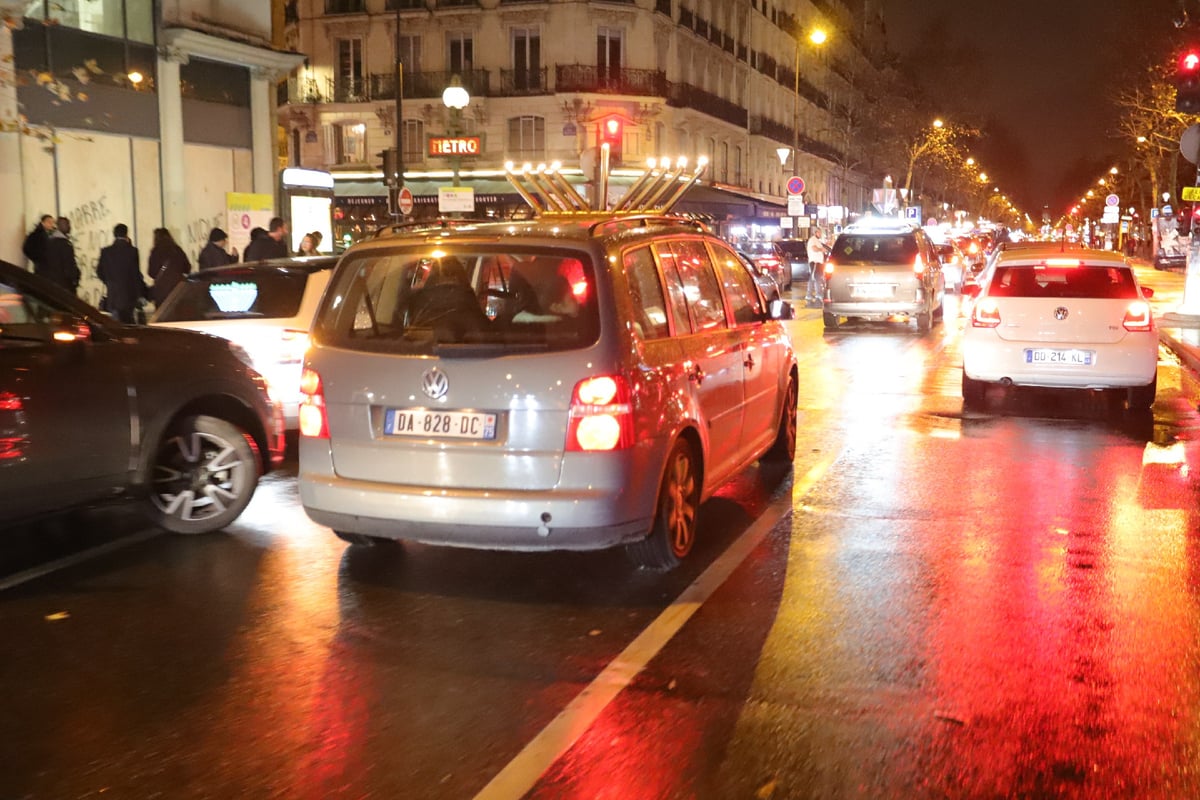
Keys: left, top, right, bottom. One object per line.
{"left": 960, "top": 248, "right": 1157, "bottom": 409}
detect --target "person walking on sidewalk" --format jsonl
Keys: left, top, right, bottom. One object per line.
{"left": 243, "top": 216, "right": 289, "bottom": 261}
{"left": 22, "top": 214, "right": 56, "bottom": 275}
{"left": 805, "top": 228, "right": 830, "bottom": 308}
{"left": 147, "top": 227, "right": 192, "bottom": 307}
{"left": 198, "top": 227, "right": 236, "bottom": 270}
{"left": 97, "top": 224, "right": 147, "bottom": 324}
{"left": 39, "top": 216, "right": 80, "bottom": 294}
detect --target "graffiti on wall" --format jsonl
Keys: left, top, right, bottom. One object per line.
{"left": 66, "top": 195, "right": 114, "bottom": 309}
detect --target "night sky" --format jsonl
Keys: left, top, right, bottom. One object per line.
{"left": 881, "top": 0, "right": 1178, "bottom": 214}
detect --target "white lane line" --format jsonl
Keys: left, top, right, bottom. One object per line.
{"left": 472, "top": 454, "right": 838, "bottom": 800}
{"left": 0, "top": 529, "right": 160, "bottom": 592}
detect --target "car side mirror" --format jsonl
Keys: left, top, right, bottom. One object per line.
{"left": 768, "top": 298, "right": 795, "bottom": 320}
{"left": 1141, "top": 286, "right": 1155, "bottom": 299}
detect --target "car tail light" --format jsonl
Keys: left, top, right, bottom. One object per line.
{"left": 279, "top": 328, "right": 309, "bottom": 365}
{"left": 968, "top": 242, "right": 980, "bottom": 255}
{"left": 1123, "top": 301, "right": 1153, "bottom": 332}
{"left": 972, "top": 298, "right": 1001, "bottom": 328}
{"left": 1042, "top": 258, "right": 1081, "bottom": 268}
{"left": 298, "top": 367, "right": 329, "bottom": 439}
{"left": 823, "top": 260, "right": 835, "bottom": 277}
{"left": 913, "top": 254, "right": 926, "bottom": 276}
{"left": 566, "top": 375, "right": 633, "bottom": 451}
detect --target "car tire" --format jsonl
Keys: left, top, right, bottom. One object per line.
{"left": 147, "top": 415, "right": 261, "bottom": 534}
{"left": 626, "top": 439, "right": 699, "bottom": 572}
{"left": 916, "top": 309, "right": 933, "bottom": 334}
{"left": 962, "top": 372, "right": 986, "bottom": 407}
{"left": 823, "top": 312, "right": 840, "bottom": 330}
{"left": 1126, "top": 375, "right": 1157, "bottom": 410}
{"left": 334, "top": 530, "right": 401, "bottom": 547}
{"left": 763, "top": 376, "right": 798, "bottom": 464}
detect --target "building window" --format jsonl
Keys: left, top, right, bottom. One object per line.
{"left": 33, "top": 0, "right": 154, "bottom": 44}
{"left": 402, "top": 118, "right": 424, "bottom": 165}
{"left": 325, "top": 0, "right": 366, "bottom": 13}
{"left": 448, "top": 32, "right": 473, "bottom": 74}
{"left": 507, "top": 115, "right": 544, "bottom": 161}
{"left": 719, "top": 141, "right": 728, "bottom": 183}
{"left": 597, "top": 27, "right": 622, "bottom": 83}
{"left": 511, "top": 28, "right": 541, "bottom": 91}
{"left": 336, "top": 38, "right": 365, "bottom": 100}
{"left": 734, "top": 145, "right": 743, "bottom": 185}
{"left": 328, "top": 121, "right": 367, "bottom": 164}
{"left": 397, "top": 33, "right": 422, "bottom": 72}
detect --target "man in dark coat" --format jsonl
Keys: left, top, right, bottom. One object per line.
{"left": 97, "top": 223, "right": 147, "bottom": 324}
{"left": 22, "top": 214, "right": 56, "bottom": 273}
{"left": 243, "top": 216, "right": 290, "bottom": 261}
{"left": 39, "top": 216, "right": 80, "bottom": 294}
{"left": 198, "top": 227, "right": 236, "bottom": 270}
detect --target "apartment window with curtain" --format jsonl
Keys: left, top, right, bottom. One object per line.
{"left": 447, "top": 32, "right": 474, "bottom": 75}
{"left": 336, "top": 38, "right": 365, "bottom": 100}
{"left": 507, "top": 116, "right": 544, "bottom": 160}
{"left": 511, "top": 28, "right": 541, "bottom": 91}
{"left": 402, "top": 119, "right": 425, "bottom": 165}
{"left": 596, "top": 27, "right": 622, "bottom": 83}
{"left": 328, "top": 121, "right": 366, "bottom": 164}
{"left": 397, "top": 33, "right": 422, "bottom": 73}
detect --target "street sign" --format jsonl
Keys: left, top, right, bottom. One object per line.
{"left": 786, "top": 176, "right": 805, "bottom": 195}
{"left": 903, "top": 205, "right": 921, "bottom": 220}
{"left": 1183, "top": 186, "right": 1200, "bottom": 202}
{"left": 398, "top": 186, "right": 414, "bottom": 215}
{"left": 438, "top": 186, "right": 475, "bottom": 213}
{"left": 1105, "top": 193, "right": 1119, "bottom": 207}
{"left": 787, "top": 195, "right": 805, "bottom": 216}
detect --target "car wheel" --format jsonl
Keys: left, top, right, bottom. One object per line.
{"left": 823, "top": 312, "right": 840, "bottom": 330}
{"left": 763, "top": 376, "right": 798, "bottom": 464}
{"left": 334, "top": 530, "right": 400, "bottom": 547}
{"left": 626, "top": 439, "right": 700, "bottom": 572}
{"left": 1126, "top": 375, "right": 1157, "bottom": 410}
{"left": 916, "top": 309, "right": 933, "bottom": 334}
{"left": 962, "top": 372, "right": 986, "bottom": 407}
{"left": 147, "top": 415, "right": 261, "bottom": 534}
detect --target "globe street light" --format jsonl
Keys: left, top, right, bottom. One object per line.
{"left": 442, "top": 76, "right": 470, "bottom": 188}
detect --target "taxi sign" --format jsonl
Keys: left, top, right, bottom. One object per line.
{"left": 1182, "top": 186, "right": 1200, "bottom": 201}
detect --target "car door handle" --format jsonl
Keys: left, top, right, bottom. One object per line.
{"left": 743, "top": 353, "right": 755, "bottom": 370}
{"left": 687, "top": 364, "right": 705, "bottom": 384}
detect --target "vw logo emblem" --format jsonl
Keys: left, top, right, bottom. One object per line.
{"left": 421, "top": 368, "right": 449, "bottom": 400}
{"left": 1054, "top": 306, "right": 1069, "bottom": 321}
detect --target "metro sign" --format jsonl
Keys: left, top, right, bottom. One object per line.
{"left": 428, "top": 136, "right": 481, "bottom": 157}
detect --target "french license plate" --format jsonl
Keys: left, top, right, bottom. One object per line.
{"left": 385, "top": 408, "right": 498, "bottom": 440}
{"left": 1024, "top": 348, "right": 1094, "bottom": 366}
{"left": 850, "top": 284, "right": 895, "bottom": 299}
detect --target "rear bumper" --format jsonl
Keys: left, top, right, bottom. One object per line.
{"left": 963, "top": 333, "right": 1158, "bottom": 388}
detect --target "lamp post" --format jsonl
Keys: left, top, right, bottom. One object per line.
{"left": 442, "top": 76, "right": 470, "bottom": 188}
{"left": 791, "top": 27, "right": 827, "bottom": 237}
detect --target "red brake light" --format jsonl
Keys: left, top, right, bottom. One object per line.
{"left": 913, "top": 254, "right": 926, "bottom": 276}
{"left": 298, "top": 367, "right": 329, "bottom": 439}
{"left": 823, "top": 260, "right": 835, "bottom": 277}
{"left": 1042, "top": 258, "right": 1081, "bottom": 268}
{"left": 968, "top": 242, "right": 980, "bottom": 254}
{"left": 566, "top": 375, "right": 633, "bottom": 451}
{"left": 972, "top": 298, "right": 1001, "bottom": 328}
{"left": 1123, "top": 301, "right": 1153, "bottom": 332}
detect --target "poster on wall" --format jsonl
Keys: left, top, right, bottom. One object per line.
{"left": 226, "top": 192, "right": 275, "bottom": 260}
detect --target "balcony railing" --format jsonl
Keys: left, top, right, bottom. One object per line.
{"left": 679, "top": 7, "right": 693, "bottom": 27}
{"left": 367, "top": 68, "right": 490, "bottom": 101}
{"left": 748, "top": 116, "right": 845, "bottom": 164}
{"left": 666, "top": 82, "right": 746, "bottom": 128}
{"left": 555, "top": 64, "right": 667, "bottom": 96}
{"left": 655, "top": 0, "right": 671, "bottom": 15}
{"left": 499, "top": 67, "right": 548, "bottom": 96}
{"left": 386, "top": 0, "right": 426, "bottom": 8}
{"left": 327, "top": 76, "right": 369, "bottom": 103}
{"left": 325, "top": 0, "right": 365, "bottom": 13}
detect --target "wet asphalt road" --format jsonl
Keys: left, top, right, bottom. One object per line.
{"left": 4, "top": 279, "right": 1200, "bottom": 799}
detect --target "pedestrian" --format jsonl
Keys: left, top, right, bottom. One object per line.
{"left": 198, "top": 227, "right": 236, "bottom": 270}
{"left": 298, "top": 232, "right": 317, "bottom": 256}
{"left": 805, "top": 228, "right": 830, "bottom": 307}
{"left": 147, "top": 227, "right": 192, "bottom": 307}
{"left": 97, "top": 223, "right": 147, "bottom": 324}
{"left": 21, "top": 214, "right": 56, "bottom": 274}
{"left": 39, "top": 215, "right": 81, "bottom": 294}
{"left": 243, "top": 216, "right": 289, "bottom": 261}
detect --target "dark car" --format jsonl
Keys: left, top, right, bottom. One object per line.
{"left": 0, "top": 260, "right": 285, "bottom": 533}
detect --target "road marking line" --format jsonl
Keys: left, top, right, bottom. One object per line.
{"left": 472, "top": 454, "right": 838, "bottom": 800}
{"left": 0, "top": 529, "right": 160, "bottom": 592}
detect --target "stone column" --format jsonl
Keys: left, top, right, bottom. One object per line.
{"left": 157, "top": 48, "right": 188, "bottom": 240}
{"left": 250, "top": 68, "right": 277, "bottom": 207}
{"left": 0, "top": 22, "right": 26, "bottom": 263}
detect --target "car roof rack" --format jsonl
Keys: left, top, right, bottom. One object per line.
{"left": 504, "top": 154, "right": 708, "bottom": 220}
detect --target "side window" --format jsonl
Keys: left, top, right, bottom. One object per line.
{"left": 708, "top": 242, "right": 763, "bottom": 325}
{"left": 653, "top": 241, "right": 695, "bottom": 334}
{"left": 622, "top": 246, "right": 671, "bottom": 340}
{"left": 671, "top": 239, "right": 727, "bottom": 332}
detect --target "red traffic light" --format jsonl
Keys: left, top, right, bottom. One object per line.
{"left": 601, "top": 116, "right": 622, "bottom": 141}
{"left": 1182, "top": 51, "right": 1200, "bottom": 72}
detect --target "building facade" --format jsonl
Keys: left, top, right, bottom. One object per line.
{"left": 1, "top": 0, "right": 302, "bottom": 306}
{"left": 278, "top": 0, "right": 885, "bottom": 245}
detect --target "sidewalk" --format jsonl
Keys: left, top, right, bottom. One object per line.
{"left": 1132, "top": 258, "right": 1200, "bottom": 376}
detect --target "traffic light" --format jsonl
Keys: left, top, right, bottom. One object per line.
{"left": 1175, "top": 47, "right": 1200, "bottom": 113}
{"left": 380, "top": 147, "right": 401, "bottom": 187}
{"left": 599, "top": 115, "right": 623, "bottom": 164}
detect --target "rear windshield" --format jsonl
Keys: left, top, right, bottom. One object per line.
{"left": 989, "top": 265, "right": 1139, "bottom": 299}
{"left": 154, "top": 270, "right": 309, "bottom": 321}
{"left": 775, "top": 241, "right": 808, "bottom": 259}
{"left": 314, "top": 247, "right": 601, "bottom": 355}
{"left": 830, "top": 234, "right": 918, "bottom": 264}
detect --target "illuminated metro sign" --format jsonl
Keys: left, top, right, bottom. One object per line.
{"left": 427, "top": 136, "right": 481, "bottom": 157}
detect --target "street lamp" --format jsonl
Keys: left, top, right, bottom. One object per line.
{"left": 442, "top": 76, "right": 470, "bottom": 188}
{"left": 791, "top": 27, "right": 829, "bottom": 195}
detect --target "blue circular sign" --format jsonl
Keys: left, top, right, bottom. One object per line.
{"left": 786, "top": 176, "right": 805, "bottom": 195}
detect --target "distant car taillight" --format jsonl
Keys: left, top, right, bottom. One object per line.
{"left": 823, "top": 260, "right": 835, "bottom": 278}
{"left": 1123, "top": 301, "right": 1153, "bottom": 332}
{"left": 566, "top": 375, "right": 634, "bottom": 451}
{"left": 298, "top": 367, "right": 329, "bottom": 439}
{"left": 913, "top": 254, "right": 926, "bottom": 276}
{"left": 972, "top": 298, "right": 1001, "bottom": 328}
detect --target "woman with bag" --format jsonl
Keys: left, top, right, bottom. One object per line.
{"left": 147, "top": 227, "right": 192, "bottom": 307}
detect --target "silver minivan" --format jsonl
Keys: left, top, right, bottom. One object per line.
{"left": 297, "top": 215, "right": 798, "bottom": 570}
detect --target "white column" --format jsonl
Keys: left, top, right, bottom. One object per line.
{"left": 250, "top": 69, "right": 276, "bottom": 205}
{"left": 157, "top": 49, "right": 187, "bottom": 239}
{"left": 0, "top": 23, "right": 26, "bottom": 263}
